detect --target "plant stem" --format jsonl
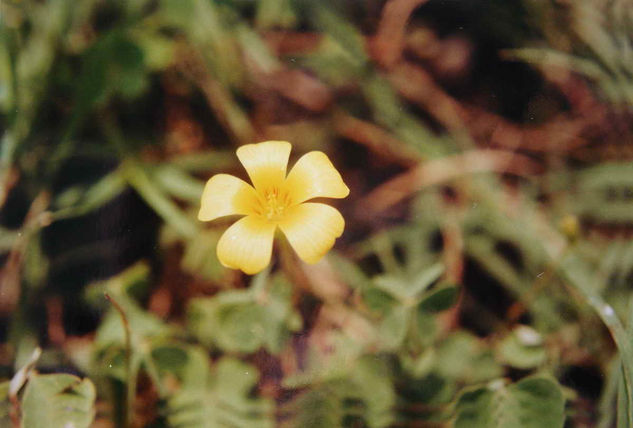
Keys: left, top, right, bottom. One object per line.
{"left": 105, "top": 293, "right": 134, "bottom": 428}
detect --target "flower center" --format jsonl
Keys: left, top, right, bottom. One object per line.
{"left": 256, "top": 187, "right": 292, "bottom": 222}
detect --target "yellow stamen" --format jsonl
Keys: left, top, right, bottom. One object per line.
{"left": 256, "top": 187, "right": 292, "bottom": 222}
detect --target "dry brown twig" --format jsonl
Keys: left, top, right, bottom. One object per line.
{"left": 386, "top": 61, "right": 594, "bottom": 153}
{"left": 371, "top": 0, "right": 430, "bottom": 68}
{"left": 359, "top": 149, "right": 541, "bottom": 215}
{"left": 0, "top": 168, "right": 19, "bottom": 211}
{"left": 387, "top": 62, "right": 472, "bottom": 145}
{"left": 463, "top": 107, "right": 591, "bottom": 153}
{"left": 0, "top": 192, "right": 51, "bottom": 314}
{"left": 262, "top": 31, "right": 322, "bottom": 56}
{"left": 175, "top": 47, "right": 256, "bottom": 144}
{"left": 333, "top": 112, "right": 421, "bottom": 166}
{"left": 257, "top": 69, "right": 333, "bottom": 113}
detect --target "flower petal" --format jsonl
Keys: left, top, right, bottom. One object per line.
{"left": 217, "top": 215, "right": 276, "bottom": 274}
{"left": 237, "top": 141, "right": 291, "bottom": 191}
{"left": 284, "top": 151, "right": 349, "bottom": 204}
{"left": 198, "top": 174, "right": 258, "bottom": 221}
{"left": 279, "top": 202, "right": 344, "bottom": 264}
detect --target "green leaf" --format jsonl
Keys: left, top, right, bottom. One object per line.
{"left": 373, "top": 263, "right": 445, "bottom": 303}
{"left": 574, "top": 163, "right": 633, "bottom": 223}
{"left": 255, "top": 0, "right": 297, "bottom": 29}
{"left": 12, "top": 0, "right": 72, "bottom": 141}
{"left": 312, "top": 6, "right": 368, "bottom": 67}
{"left": 123, "top": 161, "right": 199, "bottom": 238}
{"left": 89, "top": 263, "right": 173, "bottom": 393}
{"left": 21, "top": 374, "right": 96, "bottom": 428}
{"left": 399, "top": 348, "right": 435, "bottom": 379}
{"left": 363, "top": 75, "right": 450, "bottom": 157}
{"left": 89, "top": 266, "right": 208, "bottom": 396}
{"left": 618, "top": 372, "right": 631, "bottom": 428}
{"left": 0, "top": 35, "right": 14, "bottom": 114}
{"left": 506, "top": 48, "right": 610, "bottom": 82}
{"left": 409, "top": 263, "right": 446, "bottom": 297}
{"left": 188, "top": 274, "right": 301, "bottom": 354}
{"left": 51, "top": 169, "right": 127, "bottom": 220}
{"left": 377, "top": 306, "right": 410, "bottom": 350}
{"left": 167, "top": 357, "right": 274, "bottom": 428}
{"left": 348, "top": 357, "right": 396, "bottom": 427}
{"left": 496, "top": 326, "right": 546, "bottom": 370}
{"left": 559, "top": 253, "right": 633, "bottom": 426}
{"left": 159, "top": 0, "right": 243, "bottom": 87}
{"left": 133, "top": 30, "right": 175, "bottom": 71}
{"left": 0, "top": 226, "right": 19, "bottom": 253}
{"left": 0, "top": 381, "right": 10, "bottom": 427}
{"left": 419, "top": 286, "right": 458, "bottom": 313}
{"left": 152, "top": 164, "right": 205, "bottom": 203}
{"left": 454, "top": 376, "right": 565, "bottom": 428}
{"left": 299, "top": 5, "right": 368, "bottom": 86}
{"left": 151, "top": 344, "right": 210, "bottom": 391}
{"left": 281, "top": 357, "right": 395, "bottom": 428}
{"left": 74, "top": 31, "right": 148, "bottom": 108}
{"left": 280, "top": 386, "right": 343, "bottom": 428}
{"left": 434, "top": 332, "right": 502, "bottom": 383}
{"left": 180, "top": 229, "right": 227, "bottom": 282}
{"left": 168, "top": 150, "right": 234, "bottom": 173}
{"left": 85, "top": 262, "right": 152, "bottom": 308}
{"left": 109, "top": 35, "right": 148, "bottom": 99}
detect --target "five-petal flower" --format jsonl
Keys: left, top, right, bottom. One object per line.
{"left": 198, "top": 141, "right": 349, "bottom": 274}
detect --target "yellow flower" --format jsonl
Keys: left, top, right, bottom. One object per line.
{"left": 198, "top": 141, "right": 350, "bottom": 275}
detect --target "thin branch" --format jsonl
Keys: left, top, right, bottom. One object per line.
{"left": 8, "top": 347, "right": 42, "bottom": 428}
{"left": 387, "top": 62, "right": 472, "bottom": 146}
{"left": 0, "top": 192, "right": 50, "bottom": 314}
{"left": 105, "top": 293, "right": 133, "bottom": 428}
{"left": 359, "top": 149, "right": 541, "bottom": 215}
{"left": 371, "top": 0, "right": 429, "bottom": 68}
{"left": 333, "top": 112, "right": 421, "bottom": 166}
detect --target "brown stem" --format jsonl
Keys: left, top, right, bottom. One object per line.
{"left": 358, "top": 149, "right": 541, "bottom": 216}
{"left": 0, "top": 192, "right": 50, "bottom": 314}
